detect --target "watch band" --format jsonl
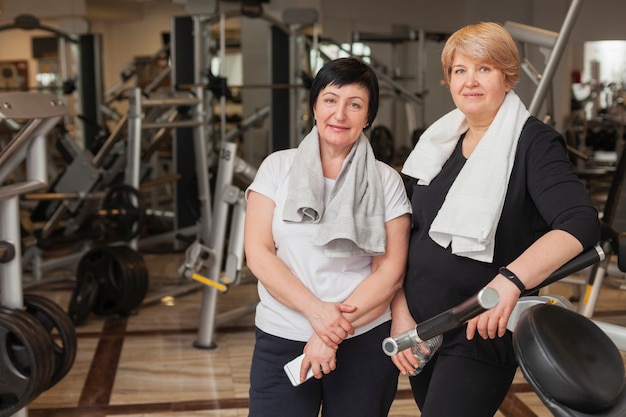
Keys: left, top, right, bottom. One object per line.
{"left": 498, "top": 267, "right": 526, "bottom": 293}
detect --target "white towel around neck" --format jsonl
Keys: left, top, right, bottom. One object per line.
{"left": 402, "top": 90, "right": 530, "bottom": 262}
{"left": 282, "top": 126, "right": 386, "bottom": 258}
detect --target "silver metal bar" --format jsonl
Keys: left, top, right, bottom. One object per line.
{"left": 528, "top": 0, "right": 584, "bottom": 116}
{"left": 504, "top": 21, "right": 558, "bottom": 49}
{"left": 125, "top": 88, "right": 143, "bottom": 190}
{"left": 192, "top": 86, "right": 213, "bottom": 246}
{"left": 125, "top": 88, "right": 144, "bottom": 250}
{"left": 224, "top": 106, "right": 270, "bottom": 142}
{"left": 142, "top": 120, "right": 202, "bottom": 129}
{"left": 195, "top": 141, "right": 238, "bottom": 348}
{"left": 0, "top": 180, "right": 47, "bottom": 200}
{"left": 234, "top": 156, "right": 258, "bottom": 183}
{"left": 144, "top": 66, "right": 172, "bottom": 94}
{"left": 141, "top": 96, "right": 202, "bottom": 107}
{"left": 352, "top": 30, "right": 420, "bottom": 43}
{"left": 224, "top": 191, "right": 246, "bottom": 285}
{"left": 92, "top": 114, "right": 128, "bottom": 168}
{"left": 0, "top": 196, "right": 24, "bottom": 309}
{"left": 0, "top": 119, "right": 44, "bottom": 182}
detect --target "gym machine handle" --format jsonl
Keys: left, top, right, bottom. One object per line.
{"left": 382, "top": 242, "right": 604, "bottom": 357}
{"left": 382, "top": 287, "right": 499, "bottom": 356}
{"left": 522, "top": 242, "right": 604, "bottom": 295}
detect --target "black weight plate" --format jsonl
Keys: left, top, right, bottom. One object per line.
{"left": 0, "top": 308, "right": 54, "bottom": 417}
{"left": 106, "top": 246, "right": 138, "bottom": 316}
{"left": 77, "top": 246, "right": 127, "bottom": 316}
{"left": 94, "top": 247, "right": 135, "bottom": 316}
{"left": 101, "top": 185, "right": 145, "bottom": 242}
{"left": 17, "top": 309, "right": 57, "bottom": 397}
{"left": 110, "top": 246, "right": 149, "bottom": 314}
{"left": 68, "top": 271, "right": 99, "bottom": 326}
{"left": 23, "top": 294, "right": 77, "bottom": 389}
{"left": 4, "top": 308, "right": 56, "bottom": 397}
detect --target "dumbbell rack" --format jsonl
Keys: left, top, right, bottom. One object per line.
{"left": 0, "top": 92, "right": 68, "bottom": 417}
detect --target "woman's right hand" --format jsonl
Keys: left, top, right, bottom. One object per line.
{"left": 306, "top": 301, "right": 356, "bottom": 349}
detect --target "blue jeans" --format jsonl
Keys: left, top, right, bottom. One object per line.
{"left": 248, "top": 321, "right": 399, "bottom": 417}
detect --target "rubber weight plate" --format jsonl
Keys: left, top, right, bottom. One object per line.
{"left": 109, "top": 246, "right": 149, "bottom": 314}
{"left": 76, "top": 246, "right": 129, "bottom": 316}
{"left": 68, "top": 271, "right": 99, "bottom": 325}
{"left": 0, "top": 308, "right": 55, "bottom": 417}
{"left": 23, "top": 294, "right": 77, "bottom": 389}
{"left": 100, "top": 185, "right": 145, "bottom": 242}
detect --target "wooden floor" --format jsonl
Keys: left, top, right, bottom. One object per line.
{"left": 10, "top": 245, "right": 626, "bottom": 417}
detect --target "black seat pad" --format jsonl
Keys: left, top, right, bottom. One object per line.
{"left": 513, "top": 304, "right": 625, "bottom": 415}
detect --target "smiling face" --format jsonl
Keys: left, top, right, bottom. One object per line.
{"left": 313, "top": 82, "right": 370, "bottom": 150}
{"left": 448, "top": 53, "right": 510, "bottom": 124}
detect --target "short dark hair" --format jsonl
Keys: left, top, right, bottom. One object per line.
{"left": 309, "top": 57, "right": 379, "bottom": 127}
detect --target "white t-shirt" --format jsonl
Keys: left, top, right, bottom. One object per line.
{"left": 246, "top": 148, "right": 412, "bottom": 342}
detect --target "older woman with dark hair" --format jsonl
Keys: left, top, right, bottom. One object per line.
{"left": 244, "top": 57, "right": 411, "bottom": 416}
{"left": 390, "top": 22, "right": 600, "bottom": 417}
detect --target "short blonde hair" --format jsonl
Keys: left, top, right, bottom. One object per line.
{"left": 441, "top": 22, "right": 520, "bottom": 88}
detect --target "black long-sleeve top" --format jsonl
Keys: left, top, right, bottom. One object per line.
{"left": 404, "top": 116, "right": 601, "bottom": 367}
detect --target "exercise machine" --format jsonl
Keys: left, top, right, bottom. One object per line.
{"left": 0, "top": 92, "right": 77, "bottom": 417}
{"left": 383, "top": 243, "right": 626, "bottom": 416}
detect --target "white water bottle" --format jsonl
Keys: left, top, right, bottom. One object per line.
{"left": 409, "top": 334, "right": 442, "bottom": 376}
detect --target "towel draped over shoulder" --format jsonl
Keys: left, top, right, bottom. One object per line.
{"left": 401, "top": 90, "right": 530, "bottom": 263}
{"left": 283, "top": 126, "right": 386, "bottom": 258}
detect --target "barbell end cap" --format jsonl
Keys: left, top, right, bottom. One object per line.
{"left": 382, "top": 337, "right": 399, "bottom": 356}
{"left": 478, "top": 287, "right": 500, "bottom": 309}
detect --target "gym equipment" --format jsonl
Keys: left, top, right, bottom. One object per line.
{"left": 0, "top": 307, "right": 55, "bottom": 417}
{"left": 98, "top": 184, "right": 146, "bottom": 242}
{"left": 178, "top": 240, "right": 228, "bottom": 293}
{"left": 22, "top": 294, "right": 77, "bottom": 390}
{"left": 0, "top": 91, "right": 67, "bottom": 308}
{"left": 1, "top": 91, "right": 79, "bottom": 417}
{"left": 0, "top": 294, "right": 76, "bottom": 417}
{"left": 504, "top": 0, "right": 583, "bottom": 119}
{"left": 185, "top": 140, "right": 257, "bottom": 349}
{"left": 0, "top": 14, "right": 104, "bottom": 149}
{"left": 382, "top": 243, "right": 626, "bottom": 417}
{"left": 512, "top": 302, "right": 626, "bottom": 416}
{"left": 558, "top": 141, "right": 626, "bottom": 318}
{"left": 382, "top": 287, "right": 499, "bottom": 356}
{"left": 384, "top": 242, "right": 605, "bottom": 357}
{"left": 68, "top": 245, "right": 149, "bottom": 325}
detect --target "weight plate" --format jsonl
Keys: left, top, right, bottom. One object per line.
{"left": 23, "top": 294, "right": 78, "bottom": 389}
{"left": 110, "top": 246, "right": 149, "bottom": 314}
{"left": 76, "top": 246, "right": 126, "bottom": 316}
{"left": 0, "top": 308, "right": 55, "bottom": 417}
{"left": 104, "top": 246, "right": 137, "bottom": 316}
{"left": 68, "top": 271, "right": 99, "bottom": 326}
{"left": 100, "top": 185, "right": 145, "bottom": 242}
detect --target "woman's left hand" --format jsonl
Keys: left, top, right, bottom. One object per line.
{"left": 301, "top": 333, "right": 338, "bottom": 381}
{"left": 465, "top": 274, "right": 520, "bottom": 340}
{"left": 390, "top": 315, "right": 420, "bottom": 374}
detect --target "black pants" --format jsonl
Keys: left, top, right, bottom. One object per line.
{"left": 409, "top": 352, "right": 517, "bottom": 417}
{"left": 248, "top": 322, "right": 399, "bottom": 417}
